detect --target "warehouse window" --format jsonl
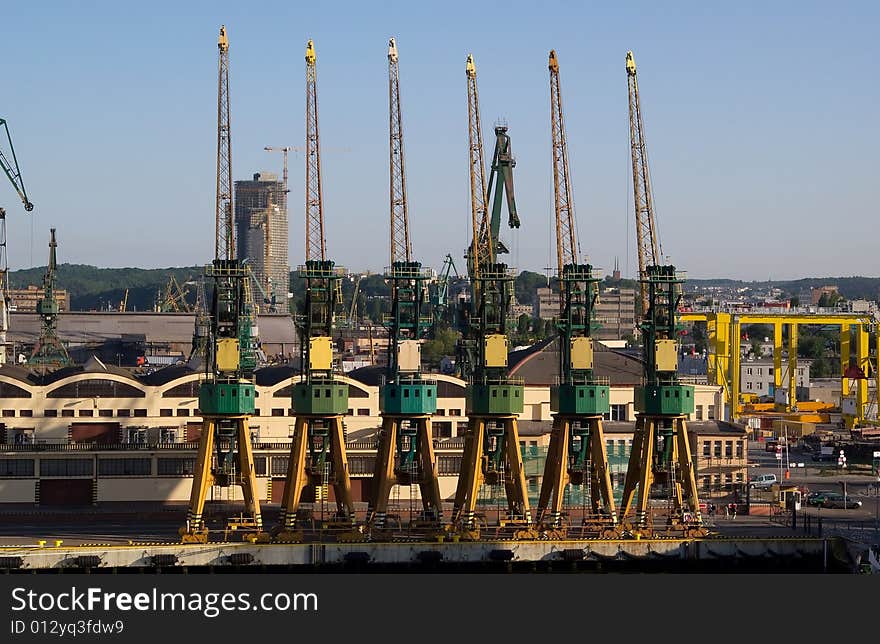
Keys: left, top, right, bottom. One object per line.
{"left": 159, "top": 409, "right": 173, "bottom": 417}
{"left": 40, "top": 458, "right": 93, "bottom": 477}
{"left": 78, "top": 409, "right": 93, "bottom": 417}
{"left": 61, "top": 410, "right": 74, "bottom": 417}
{"left": 47, "top": 379, "right": 145, "bottom": 398}
{"left": 0, "top": 383, "right": 31, "bottom": 398}
{"left": 98, "top": 409, "right": 113, "bottom": 417}
{"left": 117, "top": 409, "right": 131, "bottom": 417}
{"left": 713, "top": 441, "right": 722, "bottom": 458}
{"left": 133, "top": 409, "right": 147, "bottom": 417}
{"left": 20, "top": 409, "right": 33, "bottom": 418}
{"left": 162, "top": 381, "right": 200, "bottom": 398}
{"left": 0, "top": 459, "right": 35, "bottom": 477}
{"left": 271, "top": 457, "right": 289, "bottom": 476}
{"left": 44, "top": 409, "right": 58, "bottom": 417}
{"left": 725, "top": 441, "right": 733, "bottom": 458}
{"left": 176, "top": 409, "right": 190, "bottom": 417}
{"left": 736, "top": 442, "right": 744, "bottom": 458}
{"left": 98, "top": 458, "right": 151, "bottom": 476}
{"left": 157, "top": 458, "right": 196, "bottom": 476}
{"left": 702, "top": 441, "right": 711, "bottom": 458}
{"left": 357, "top": 409, "right": 370, "bottom": 416}
{"left": 253, "top": 456, "right": 267, "bottom": 477}
{"left": 2, "top": 410, "right": 14, "bottom": 417}
{"left": 272, "top": 408, "right": 285, "bottom": 417}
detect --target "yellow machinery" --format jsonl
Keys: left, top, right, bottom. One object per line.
{"left": 535, "top": 50, "right": 616, "bottom": 540}
{"left": 181, "top": 26, "right": 265, "bottom": 544}
{"left": 450, "top": 54, "right": 533, "bottom": 540}
{"left": 680, "top": 311, "right": 875, "bottom": 428}
{"left": 617, "top": 51, "right": 704, "bottom": 539}
{"left": 366, "top": 39, "right": 443, "bottom": 537}
{"left": 274, "top": 41, "right": 359, "bottom": 543}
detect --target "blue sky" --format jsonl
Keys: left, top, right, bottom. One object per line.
{"left": 1, "top": 1, "right": 876, "bottom": 281}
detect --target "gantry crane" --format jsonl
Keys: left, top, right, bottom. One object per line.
{"left": 366, "top": 38, "right": 442, "bottom": 535}
{"left": 28, "top": 228, "right": 71, "bottom": 368}
{"left": 618, "top": 51, "right": 703, "bottom": 538}
{"left": 181, "top": 25, "right": 266, "bottom": 544}
{"left": 535, "top": 50, "right": 617, "bottom": 539}
{"left": 275, "top": 40, "right": 359, "bottom": 543}
{"left": 431, "top": 252, "right": 459, "bottom": 331}
{"left": 0, "top": 117, "right": 34, "bottom": 366}
{"left": 451, "top": 54, "right": 532, "bottom": 540}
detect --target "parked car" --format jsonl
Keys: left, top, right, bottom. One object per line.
{"left": 806, "top": 491, "right": 862, "bottom": 509}
{"left": 749, "top": 474, "right": 778, "bottom": 489}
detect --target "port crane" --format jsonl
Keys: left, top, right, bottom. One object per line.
{"left": 535, "top": 50, "right": 617, "bottom": 539}
{"left": 275, "top": 40, "right": 359, "bottom": 543}
{"left": 618, "top": 51, "right": 704, "bottom": 538}
{"left": 181, "top": 26, "right": 265, "bottom": 544}
{"left": 366, "top": 38, "right": 442, "bottom": 535}
{"left": 451, "top": 54, "right": 532, "bottom": 540}
{"left": 0, "top": 117, "right": 34, "bottom": 366}
{"left": 28, "top": 228, "right": 72, "bottom": 368}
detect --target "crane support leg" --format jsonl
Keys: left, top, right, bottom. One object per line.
{"left": 502, "top": 417, "right": 530, "bottom": 523}
{"left": 367, "top": 415, "right": 399, "bottom": 529}
{"left": 536, "top": 416, "right": 568, "bottom": 530}
{"left": 232, "top": 417, "right": 266, "bottom": 540}
{"left": 415, "top": 417, "right": 443, "bottom": 522}
{"left": 452, "top": 417, "right": 485, "bottom": 537}
{"left": 275, "top": 416, "right": 310, "bottom": 542}
{"left": 619, "top": 415, "right": 703, "bottom": 538}
{"left": 328, "top": 415, "right": 354, "bottom": 523}
{"left": 368, "top": 416, "right": 443, "bottom": 533}
{"left": 586, "top": 416, "right": 617, "bottom": 527}
{"left": 181, "top": 418, "right": 216, "bottom": 543}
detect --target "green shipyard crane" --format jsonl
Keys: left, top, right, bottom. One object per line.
{"left": 27, "top": 228, "right": 71, "bottom": 368}
{"left": 274, "top": 40, "right": 360, "bottom": 543}
{"left": 181, "top": 25, "right": 266, "bottom": 544}
{"left": 617, "top": 51, "right": 704, "bottom": 538}
{"left": 451, "top": 54, "right": 533, "bottom": 540}
{"left": 366, "top": 38, "right": 442, "bottom": 535}
{"left": 535, "top": 50, "right": 617, "bottom": 539}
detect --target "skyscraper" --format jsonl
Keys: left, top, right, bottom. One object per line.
{"left": 234, "top": 172, "right": 289, "bottom": 311}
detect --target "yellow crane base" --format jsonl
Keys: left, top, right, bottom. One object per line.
{"left": 272, "top": 529, "right": 304, "bottom": 544}
{"left": 179, "top": 529, "right": 209, "bottom": 544}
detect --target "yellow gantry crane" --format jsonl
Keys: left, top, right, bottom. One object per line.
{"left": 274, "top": 40, "right": 359, "bottom": 543}
{"left": 535, "top": 50, "right": 617, "bottom": 539}
{"left": 365, "top": 38, "right": 442, "bottom": 535}
{"left": 181, "top": 25, "right": 265, "bottom": 544}
{"left": 618, "top": 51, "right": 704, "bottom": 538}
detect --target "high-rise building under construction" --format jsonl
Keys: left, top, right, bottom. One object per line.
{"left": 234, "top": 172, "right": 289, "bottom": 310}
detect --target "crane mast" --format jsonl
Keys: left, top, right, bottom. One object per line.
{"left": 618, "top": 50, "right": 704, "bottom": 538}
{"left": 626, "top": 50, "right": 661, "bottom": 313}
{"left": 276, "top": 40, "right": 359, "bottom": 543}
{"left": 367, "top": 38, "right": 441, "bottom": 534}
{"left": 28, "top": 228, "right": 71, "bottom": 368}
{"left": 182, "top": 26, "right": 265, "bottom": 544}
{"left": 535, "top": 50, "right": 616, "bottom": 537}
{"left": 451, "top": 54, "right": 532, "bottom": 540}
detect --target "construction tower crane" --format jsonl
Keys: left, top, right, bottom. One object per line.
{"left": 181, "top": 25, "right": 266, "bottom": 544}
{"left": 28, "top": 228, "right": 71, "bottom": 368}
{"left": 535, "top": 50, "right": 617, "bottom": 539}
{"left": 618, "top": 51, "right": 704, "bottom": 539}
{"left": 263, "top": 146, "right": 292, "bottom": 212}
{"left": 366, "top": 37, "right": 442, "bottom": 535}
{"left": 451, "top": 54, "right": 533, "bottom": 540}
{"left": 1, "top": 118, "right": 34, "bottom": 366}
{"left": 275, "top": 40, "right": 359, "bottom": 543}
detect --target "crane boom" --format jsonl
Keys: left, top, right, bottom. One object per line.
{"left": 626, "top": 50, "right": 661, "bottom": 311}
{"left": 549, "top": 50, "right": 578, "bottom": 281}
{"left": 215, "top": 26, "right": 233, "bottom": 261}
{"left": 0, "top": 119, "right": 34, "bottom": 212}
{"left": 465, "top": 54, "right": 490, "bottom": 276}
{"left": 388, "top": 38, "right": 411, "bottom": 265}
{"left": 305, "top": 40, "right": 326, "bottom": 262}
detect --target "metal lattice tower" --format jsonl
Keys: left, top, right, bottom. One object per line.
{"left": 549, "top": 50, "right": 578, "bottom": 282}
{"left": 305, "top": 40, "right": 326, "bottom": 262}
{"left": 626, "top": 50, "right": 661, "bottom": 312}
{"left": 536, "top": 50, "right": 616, "bottom": 537}
{"left": 465, "top": 54, "right": 490, "bottom": 276}
{"left": 388, "top": 38, "right": 411, "bottom": 265}
{"left": 367, "top": 38, "right": 441, "bottom": 534}
{"left": 215, "top": 26, "right": 234, "bottom": 261}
